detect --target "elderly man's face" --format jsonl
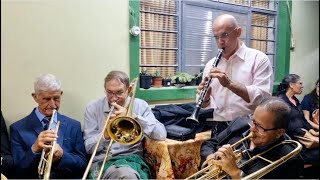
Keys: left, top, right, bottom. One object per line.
{"left": 249, "top": 106, "right": 284, "bottom": 147}
{"left": 212, "top": 25, "right": 240, "bottom": 56}
{"left": 32, "top": 90, "right": 62, "bottom": 116}
{"left": 105, "top": 79, "right": 129, "bottom": 107}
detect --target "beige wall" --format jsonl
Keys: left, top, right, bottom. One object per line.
{"left": 290, "top": 1, "right": 319, "bottom": 100}
{"left": 2, "top": 0, "right": 319, "bottom": 130}
{"left": 1, "top": 0, "right": 129, "bottom": 129}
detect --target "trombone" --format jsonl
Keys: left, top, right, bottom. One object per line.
{"left": 82, "top": 77, "right": 143, "bottom": 180}
{"left": 185, "top": 132, "right": 302, "bottom": 179}
{"left": 38, "top": 109, "right": 61, "bottom": 180}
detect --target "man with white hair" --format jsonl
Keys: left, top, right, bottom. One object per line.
{"left": 10, "top": 73, "right": 87, "bottom": 179}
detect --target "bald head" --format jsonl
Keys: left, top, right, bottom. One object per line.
{"left": 213, "top": 14, "right": 239, "bottom": 30}
{"left": 212, "top": 14, "right": 241, "bottom": 58}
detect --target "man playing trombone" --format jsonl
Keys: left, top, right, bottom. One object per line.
{"left": 199, "top": 97, "right": 304, "bottom": 179}
{"left": 10, "top": 73, "right": 87, "bottom": 179}
{"left": 83, "top": 70, "right": 166, "bottom": 179}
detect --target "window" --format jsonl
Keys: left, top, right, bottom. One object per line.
{"left": 139, "top": 0, "right": 278, "bottom": 77}
{"left": 130, "top": 0, "right": 291, "bottom": 101}
{"left": 140, "top": 0, "right": 178, "bottom": 77}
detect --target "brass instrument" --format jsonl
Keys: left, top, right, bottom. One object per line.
{"left": 1, "top": 157, "right": 6, "bottom": 180}
{"left": 185, "top": 132, "right": 302, "bottom": 179}
{"left": 82, "top": 77, "right": 142, "bottom": 180}
{"left": 186, "top": 48, "right": 224, "bottom": 125}
{"left": 38, "top": 109, "right": 61, "bottom": 180}
{"left": 1, "top": 173, "right": 8, "bottom": 180}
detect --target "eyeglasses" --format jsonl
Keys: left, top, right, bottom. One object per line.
{"left": 214, "top": 28, "right": 237, "bottom": 40}
{"left": 248, "top": 114, "right": 280, "bottom": 134}
{"left": 106, "top": 91, "right": 125, "bottom": 98}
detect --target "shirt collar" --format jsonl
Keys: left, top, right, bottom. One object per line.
{"left": 35, "top": 107, "right": 58, "bottom": 123}
{"left": 103, "top": 97, "right": 111, "bottom": 113}
{"left": 230, "top": 41, "right": 247, "bottom": 60}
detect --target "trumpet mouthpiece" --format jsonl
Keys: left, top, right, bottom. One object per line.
{"left": 249, "top": 132, "right": 256, "bottom": 138}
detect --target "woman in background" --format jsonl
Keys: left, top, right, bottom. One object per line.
{"left": 277, "top": 74, "right": 319, "bottom": 170}
{"left": 301, "top": 79, "right": 319, "bottom": 130}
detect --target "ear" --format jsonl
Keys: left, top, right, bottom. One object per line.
{"left": 276, "top": 129, "right": 286, "bottom": 138}
{"left": 127, "top": 86, "right": 132, "bottom": 94}
{"left": 289, "top": 82, "right": 294, "bottom": 89}
{"left": 236, "top": 27, "right": 242, "bottom": 37}
{"left": 32, "top": 93, "right": 37, "bottom": 101}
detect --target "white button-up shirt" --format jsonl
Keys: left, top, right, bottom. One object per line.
{"left": 203, "top": 42, "right": 273, "bottom": 122}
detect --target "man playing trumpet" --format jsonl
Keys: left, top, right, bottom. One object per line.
{"left": 200, "top": 97, "right": 304, "bottom": 179}
{"left": 83, "top": 70, "right": 166, "bottom": 179}
{"left": 10, "top": 73, "right": 87, "bottom": 179}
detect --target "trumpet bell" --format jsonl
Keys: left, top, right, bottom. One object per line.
{"left": 107, "top": 116, "right": 143, "bottom": 145}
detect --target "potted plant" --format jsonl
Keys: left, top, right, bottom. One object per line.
{"left": 186, "top": 75, "right": 197, "bottom": 86}
{"left": 162, "top": 75, "right": 172, "bottom": 87}
{"left": 139, "top": 70, "right": 152, "bottom": 89}
{"left": 152, "top": 71, "right": 163, "bottom": 87}
{"left": 171, "top": 72, "right": 194, "bottom": 87}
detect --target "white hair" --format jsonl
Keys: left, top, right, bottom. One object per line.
{"left": 34, "top": 73, "right": 62, "bottom": 93}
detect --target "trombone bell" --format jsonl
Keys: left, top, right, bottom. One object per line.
{"left": 108, "top": 116, "right": 142, "bottom": 145}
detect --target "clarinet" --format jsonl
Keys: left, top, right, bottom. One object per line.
{"left": 186, "top": 48, "right": 224, "bottom": 125}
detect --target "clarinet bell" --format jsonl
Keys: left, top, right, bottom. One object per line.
{"left": 186, "top": 107, "right": 200, "bottom": 125}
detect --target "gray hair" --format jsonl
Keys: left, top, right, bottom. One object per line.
{"left": 258, "top": 96, "right": 290, "bottom": 129}
{"left": 34, "top": 74, "right": 62, "bottom": 93}
{"left": 104, "top": 70, "right": 130, "bottom": 89}
{"left": 277, "top": 74, "right": 301, "bottom": 94}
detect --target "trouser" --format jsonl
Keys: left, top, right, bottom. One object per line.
{"left": 210, "top": 121, "right": 231, "bottom": 138}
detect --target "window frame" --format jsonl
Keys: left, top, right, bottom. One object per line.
{"left": 129, "top": 0, "right": 291, "bottom": 102}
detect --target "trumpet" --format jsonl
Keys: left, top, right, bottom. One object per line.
{"left": 185, "top": 132, "right": 302, "bottom": 179}
{"left": 38, "top": 109, "right": 61, "bottom": 180}
{"left": 186, "top": 48, "right": 224, "bottom": 125}
{"left": 82, "top": 77, "right": 142, "bottom": 180}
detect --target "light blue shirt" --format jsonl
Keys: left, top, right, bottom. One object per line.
{"left": 83, "top": 96, "right": 167, "bottom": 164}
{"left": 31, "top": 108, "right": 58, "bottom": 154}
{"left": 35, "top": 107, "right": 58, "bottom": 130}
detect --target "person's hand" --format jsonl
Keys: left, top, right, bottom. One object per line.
{"left": 132, "top": 113, "right": 137, "bottom": 120}
{"left": 52, "top": 144, "right": 63, "bottom": 162}
{"left": 197, "top": 76, "right": 212, "bottom": 102}
{"left": 210, "top": 144, "right": 241, "bottom": 179}
{"left": 208, "top": 67, "right": 232, "bottom": 88}
{"left": 309, "top": 129, "right": 319, "bottom": 137}
{"left": 205, "top": 153, "right": 217, "bottom": 168}
{"left": 111, "top": 102, "right": 127, "bottom": 118}
{"left": 32, "top": 130, "right": 58, "bottom": 152}
{"left": 302, "top": 128, "right": 319, "bottom": 143}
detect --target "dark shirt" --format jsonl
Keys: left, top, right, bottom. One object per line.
{"left": 1, "top": 111, "right": 14, "bottom": 178}
{"left": 301, "top": 94, "right": 318, "bottom": 120}
{"left": 201, "top": 116, "right": 304, "bottom": 179}
{"left": 278, "top": 93, "right": 312, "bottom": 137}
